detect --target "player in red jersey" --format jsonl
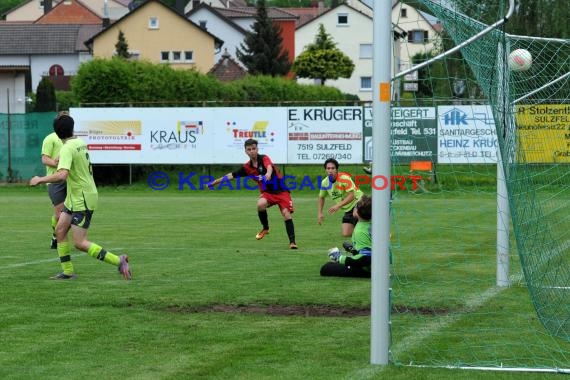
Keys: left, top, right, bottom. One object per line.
{"left": 207, "top": 139, "right": 297, "bottom": 249}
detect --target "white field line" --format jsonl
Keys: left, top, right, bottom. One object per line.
{"left": 0, "top": 248, "right": 136, "bottom": 269}
{"left": 1, "top": 247, "right": 327, "bottom": 271}
{"left": 346, "top": 273, "right": 522, "bottom": 380}
{"left": 0, "top": 246, "right": 199, "bottom": 270}
{"left": 390, "top": 285, "right": 506, "bottom": 356}
{"left": 2, "top": 252, "right": 87, "bottom": 268}
{"left": 409, "top": 364, "right": 570, "bottom": 374}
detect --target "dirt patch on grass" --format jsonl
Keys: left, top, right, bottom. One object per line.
{"left": 165, "top": 304, "right": 370, "bottom": 317}
{"left": 164, "top": 304, "right": 451, "bottom": 317}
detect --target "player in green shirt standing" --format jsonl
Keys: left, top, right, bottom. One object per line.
{"left": 30, "top": 113, "right": 131, "bottom": 280}
{"left": 317, "top": 158, "right": 363, "bottom": 237}
{"left": 41, "top": 114, "right": 67, "bottom": 249}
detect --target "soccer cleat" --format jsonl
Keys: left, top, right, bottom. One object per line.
{"left": 50, "top": 272, "right": 76, "bottom": 280}
{"left": 50, "top": 237, "right": 57, "bottom": 249}
{"left": 118, "top": 255, "right": 132, "bottom": 280}
{"left": 255, "top": 229, "right": 269, "bottom": 240}
{"left": 289, "top": 242, "right": 298, "bottom": 250}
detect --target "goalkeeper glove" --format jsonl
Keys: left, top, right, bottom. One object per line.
{"left": 328, "top": 247, "right": 342, "bottom": 263}
{"left": 343, "top": 241, "right": 357, "bottom": 255}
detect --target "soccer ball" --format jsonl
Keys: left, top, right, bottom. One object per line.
{"left": 508, "top": 49, "right": 532, "bottom": 72}
{"left": 328, "top": 247, "right": 340, "bottom": 255}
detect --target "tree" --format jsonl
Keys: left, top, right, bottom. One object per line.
{"left": 236, "top": 0, "right": 291, "bottom": 76}
{"left": 291, "top": 24, "right": 354, "bottom": 85}
{"left": 307, "top": 23, "right": 337, "bottom": 51}
{"left": 35, "top": 77, "right": 57, "bottom": 112}
{"left": 508, "top": 0, "right": 568, "bottom": 38}
{"left": 0, "top": 0, "right": 23, "bottom": 17}
{"left": 115, "top": 30, "right": 130, "bottom": 59}
{"left": 445, "top": 0, "right": 568, "bottom": 39}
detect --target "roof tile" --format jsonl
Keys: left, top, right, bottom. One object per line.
{"left": 0, "top": 24, "right": 101, "bottom": 54}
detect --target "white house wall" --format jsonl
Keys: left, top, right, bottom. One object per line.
{"left": 344, "top": 0, "right": 372, "bottom": 17}
{"left": 295, "top": 5, "right": 379, "bottom": 101}
{"left": 0, "top": 53, "right": 92, "bottom": 107}
{"left": 293, "top": 2, "right": 432, "bottom": 101}
{"left": 187, "top": 8, "right": 245, "bottom": 65}
{"left": 78, "top": 52, "right": 93, "bottom": 64}
{"left": 30, "top": 54, "right": 81, "bottom": 91}
{"left": 86, "top": 0, "right": 129, "bottom": 19}
{"left": 0, "top": 74, "right": 27, "bottom": 113}
{"left": 0, "top": 56, "right": 30, "bottom": 113}
{"left": 392, "top": 2, "right": 439, "bottom": 72}
{"left": 231, "top": 18, "right": 253, "bottom": 32}
{"left": 0, "top": 56, "right": 29, "bottom": 66}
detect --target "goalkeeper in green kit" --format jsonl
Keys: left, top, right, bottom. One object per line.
{"left": 30, "top": 113, "right": 131, "bottom": 280}
{"left": 320, "top": 195, "right": 372, "bottom": 278}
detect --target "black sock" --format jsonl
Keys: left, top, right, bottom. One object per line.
{"left": 285, "top": 219, "right": 295, "bottom": 243}
{"left": 258, "top": 210, "right": 269, "bottom": 230}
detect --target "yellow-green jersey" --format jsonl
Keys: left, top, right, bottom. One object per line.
{"left": 57, "top": 138, "right": 98, "bottom": 211}
{"left": 319, "top": 173, "right": 363, "bottom": 212}
{"left": 41, "top": 132, "right": 63, "bottom": 176}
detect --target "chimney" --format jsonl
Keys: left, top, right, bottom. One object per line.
{"left": 102, "top": 0, "right": 110, "bottom": 28}
{"left": 43, "top": 0, "right": 52, "bottom": 14}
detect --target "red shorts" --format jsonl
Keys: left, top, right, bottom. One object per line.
{"left": 261, "top": 191, "right": 294, "bottom": 213}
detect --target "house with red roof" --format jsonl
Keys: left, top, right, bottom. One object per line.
{"left": 2, "top": 0, "right": 129, "bottom": 22}
{"left": 34, "top": 0, "right": 102, "bottom": 24}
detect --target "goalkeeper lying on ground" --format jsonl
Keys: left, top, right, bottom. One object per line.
{"left": 320, "top": 195, "right": 372, "bottom": 278}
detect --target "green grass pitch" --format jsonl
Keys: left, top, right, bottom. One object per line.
{"left": 0, "top": 183, "right": 565, "bottom": 380}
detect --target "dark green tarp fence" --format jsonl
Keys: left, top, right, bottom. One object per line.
{"left": 0, "top": 113, "right": 57, "bottom": 182}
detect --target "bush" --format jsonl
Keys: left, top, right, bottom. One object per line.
{"left": 71, "top": 58, "right": 135, "bottom": 104}
{"left": 35, "top": 77, "right": 56, "bottom": 111}
{"left": 71, "top": 58, "right": 355, "bottom": 106}
{"left": 55, "top": 91, "right": 79, "bottom": 111}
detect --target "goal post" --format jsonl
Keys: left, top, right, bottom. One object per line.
{"left": 380, "top": 0, "right": 570, "bottom": 371}
{"left": 370, "top": 0, "right": 393, "bottom": 366}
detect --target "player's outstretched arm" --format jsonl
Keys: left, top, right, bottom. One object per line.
{"left": 206, "top": 173, "right": 234, "bottom": 190}
{"left": 30, "top": 169, "right": 68, "bottom": 186}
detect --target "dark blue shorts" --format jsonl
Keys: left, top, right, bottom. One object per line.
{"left": 47, "top": 182, "right": 66, "bottom": 205}
{"left": 63, "top": 206, "right": 94, "bottom": 229}
{"left": 342, "top": 208, "right": 358, "bottom": 225}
